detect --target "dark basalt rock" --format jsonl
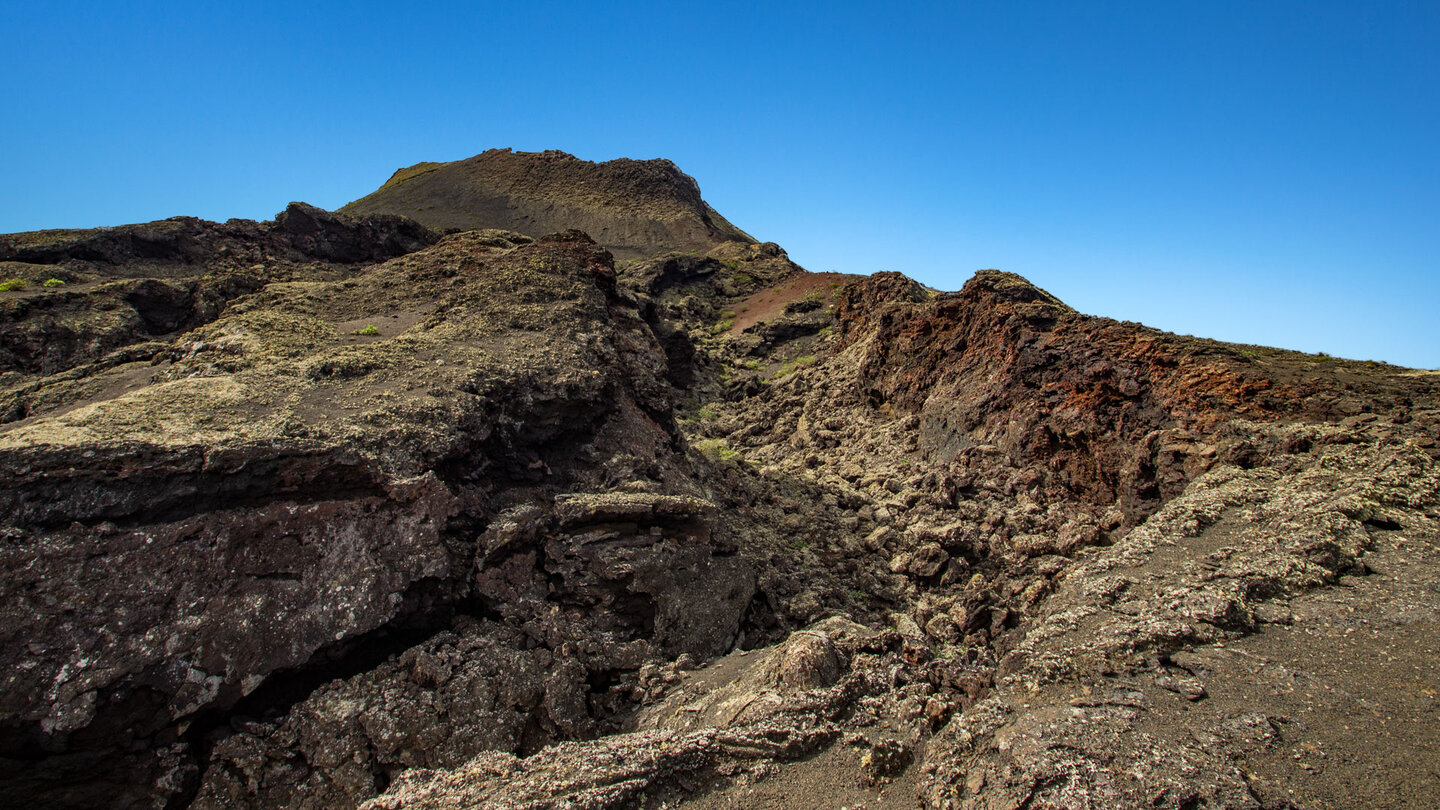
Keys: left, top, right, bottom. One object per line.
{"left": 0, "top": 228, "right": 752, "bottom": 808}
{"left": 0, "top": 203, "right": 437, "bottom": 269}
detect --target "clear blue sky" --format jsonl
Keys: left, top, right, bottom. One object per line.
{"left": 4, "top": 1, "right": 1437, "bottom": 367}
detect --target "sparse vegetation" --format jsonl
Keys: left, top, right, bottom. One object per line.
{"left": 0, "top": 279, "right": 26, "bottom": 291}
{"left": 355, "top": 324, "right": 380, "bottom": 336}
{"left": 681, "top": 402, "right": 721, "bottom": 423}
{"left": 694, "top": 437, "right": 740, "bottom": 462}
{"left": 43, "top": 278, "right": 66, "bottom": 288}
{"left": 773, "top": 354, "right": 818, "bottom": 378}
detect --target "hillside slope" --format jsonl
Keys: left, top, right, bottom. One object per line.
{"left": 340, "top": 149, "right": 754, "bottom": 259}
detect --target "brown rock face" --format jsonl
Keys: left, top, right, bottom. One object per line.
{"left": 340, "top": 149, "right": 755, "bottom": 258}
{"left": 834, "top": 269, "right": 1412, "bottom": 524}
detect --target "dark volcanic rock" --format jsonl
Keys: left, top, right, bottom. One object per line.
{"left": 0, "top": 202, "right": 436, "bottom": 269}
{"left": 0, "top": 229, "right": 752, "bottom": 808}
{"left": 1, "top": 274, "right": 266, "bottom": 378}
{"left": 0, "top": 204, "right": 438, "bottom": 386}
{"left": 4, "top": 153, "right": 1438, "bottom": 810}
{"left": 270, "top": 202, "right": 438, "bottom": 264}
{"left": 478, "top": 493, "right": 754, "bottom": 662}
{"left": 0, "top": 201, "right": 434, "bottom": 268}
{"left": 191, "top": 621, "right": 561, "bottom": 810}
{"left": 192, "top": 492, "right": 755, "bottom": 809}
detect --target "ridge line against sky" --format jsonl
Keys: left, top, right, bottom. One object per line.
{"left": 2, "top": 1, "right": 1436, "bottom": 368}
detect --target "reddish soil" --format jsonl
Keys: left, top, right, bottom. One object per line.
{"left": 727, "top": 271, "right": 861, "bottom": 334}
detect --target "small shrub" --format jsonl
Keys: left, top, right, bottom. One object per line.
{"left": 732, "top": 272, "right": 754, "bottom": 286}
{"left": 694, "top": 438, "right": 740, "bottom": 462}
{"left": 0, "top": 279, "right": 26, "bottom": 291}
{"left": 43, "top": 278, "right": 65, "bottom": 288}
{"left": 711, "top": 319, "right": 734, "bottom": 335}
{"left": 355, "top": 325, "right": 380, "bottom": 336}
{"left": 696, "top": 404, "right": 719, "bottom": 421}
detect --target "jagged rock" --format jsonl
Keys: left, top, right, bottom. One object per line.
{"left": 191, "top": 621, "right": 563, "bottom": 810}
{"left": 0, "top": 202, "right": 435, "bottom": 268}
{"left": 918, "top": 420, "right": 1440, "bottom": 809}
{"left": 3, "top": 152, "right": 1438, "bottom": 810}
{"left": 0, "top": 228, "right": 702, "bottom": 807}
{"left": 476, "top": 489, "right": 754, "bottom": 663}
{"left": 906, "top": 542, "right": 950, "bottom": 577}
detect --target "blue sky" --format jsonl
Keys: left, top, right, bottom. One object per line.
{"left": 3, "top": 1, "right": 1436, "bottom": 367}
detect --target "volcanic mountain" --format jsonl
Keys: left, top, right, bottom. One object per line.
{"left": 0, "top": 151, "right": 1436, "bottom": 810}
{"left": 340, "top": 148, "right": 754, "bottom": 258}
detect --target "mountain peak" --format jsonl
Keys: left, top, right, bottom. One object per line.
{"left": 340, "top": 148, "right": 754, "bottom": 258}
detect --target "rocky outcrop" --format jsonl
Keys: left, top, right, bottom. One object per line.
{"left": 343, "top": 417, "right": 1440, "bottom": 810}
{"left": 340, "top": 149, "right": 755, "bottom": 259}
{"left": 478, "top": 493, "right": 754, "bottom": 664}
{"left": 186, "top": 491, "right": 755, "bottom": 810}
{"left": 357, "top": 618, "right": 918, "bottom": 810}
{"left": 191, "top": 620, "right": 575, "bottom": 809}
{"left": 0, "top": 202, "right": 436, "bottom": 270}
{"left": 918, "top": 418, "right": 1440, "bottom": 809}
{"left": 834, "top": 269, "right": 1422, "bottom": 525}
{"left": 4, "top": 153, "right": 1439, "bottom": 810}
{"left": 0, "top": 275, "right": 267, "bottom": 379}
{"left": 0, "top": 228, "right": 752, "bottom": 808}
{"left": 0, "top": 204, "right": 438, "bottom": 385}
